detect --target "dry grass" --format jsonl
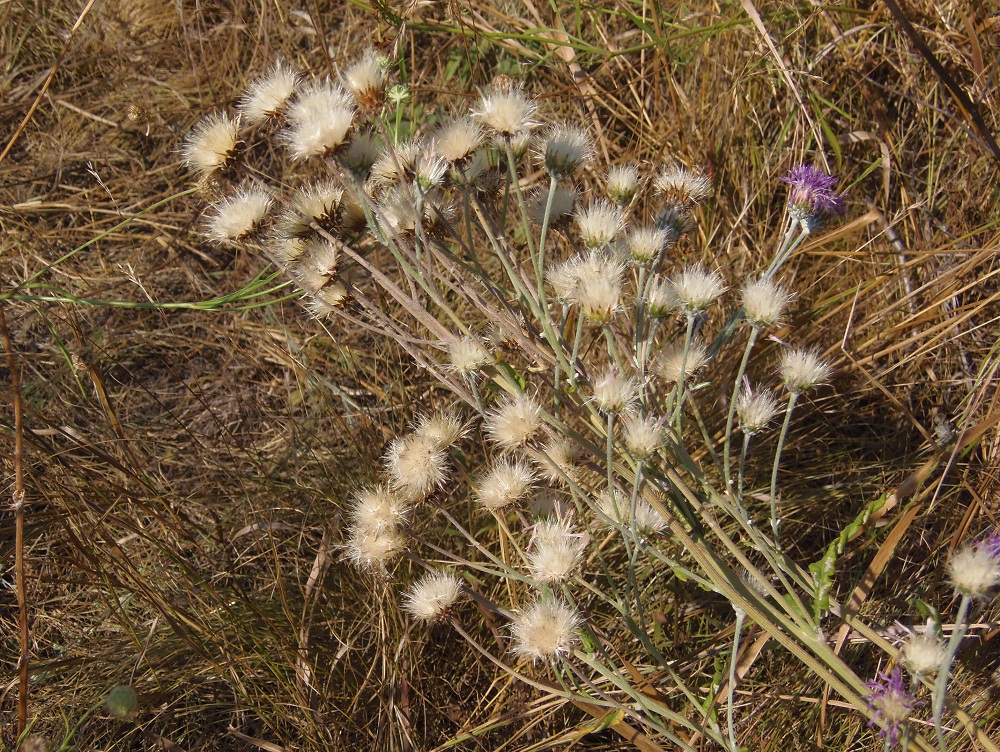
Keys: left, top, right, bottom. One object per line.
{"left": 1, "top": 0, "right": 999, "bottom": 749}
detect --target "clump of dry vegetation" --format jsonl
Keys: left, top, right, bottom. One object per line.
{"left": 2, "top": 1, "right": 999, "bottom": 751}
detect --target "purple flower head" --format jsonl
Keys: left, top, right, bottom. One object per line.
{"left": 978, "top": 530, "right": 1000, "bottom": 560}
{"left": 780, "top": 165, "right": 846, "bottom": 225}
{"left": 865, "top": 667, "right": 921, "bottom": 748}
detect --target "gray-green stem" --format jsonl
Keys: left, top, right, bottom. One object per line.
{"left": 769, "top": 391, "right": 799, "bottom": 550}
{"left": 933, "top": 593, "right": 972, "bottom": 752}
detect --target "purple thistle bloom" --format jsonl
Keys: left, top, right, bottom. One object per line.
{"left": 978, "top": 530, "right": 1000, "bottom": 559}
{"left": 780, "top": 165, "right": 846, "bottom": 225}
{"left": 865, "top": 667, "right": 921, "bottom": 748}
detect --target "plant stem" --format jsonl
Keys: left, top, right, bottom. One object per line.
{"left": 724, "top": 326, "right": 760, "bottom": 490}
{"left": 769, "top": 391, "right": 799, "bottom": 549}
{"left": 728, "top": 606, "right": 746, "bottom": 752}
{"left": 933, "top": 593, "right": 972, "bottom": 752}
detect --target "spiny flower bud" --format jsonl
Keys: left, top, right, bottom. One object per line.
{"left": 346, "top": 523, "right": 405, "bottom": 571}
{"left": 535, "top": 437, "right": 581, "bottom": 486}
{"left": 527, "top": 184, "right": 577, "bottom": 225}
{"left": 780, "top": 164, "right": 845, "bottom": 230}
{"left": 351, "top": 486, "right": 409, "bottom": 533}
{"left": 627, "top": 225, "right": 670, "bottom": 266}
{"left": 623, "top": 413, "right": 666, "bottom": 459}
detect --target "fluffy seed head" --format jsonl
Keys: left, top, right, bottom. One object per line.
{"left": 779, "top": 348, "right": 832, "bottom": 393}
{"left": 342, "top": 49, "right": 388, "bottom": 110}
{"left": 645, "top": 279, "right": 680, "bottom": 320}
{"left": 377, "top": 185, "right": 419, "bottom": 235}
{"left": 591, "top": 368, "right": 639, "bottom": 414}
{"left": 512, "top": 597, "right": 581, "bottom": 662}
{"left": 654, "top": 165, "right": 712, "bottom": 206}
{"left": 537, "top": 124, "right": 593, "bottom": 179}
{"left": 346, "top": 523, "right": 405, "bottom": 571}
{"left": 342, "top": 130, "right": 381, "bottom": 178}
{"left": 284, "top": 80, "right": 355, "bottom": 160}
{"left": 239, "top": 61, "right": 299, "bottom": 125}
{"left": 528, "top": 518, "right": 587, "bottom": 584}
{"left": 948, "top": 542, "right": 1000, "bottom": 599}
{"left": 627, "top": 225, "right": 670, "bottom": 266}
{"left": 735, "top": 382, "right": 779, "bottom": 435}
{"left": 471, "top": 81, "right": 540, "bottom": 137}
{"left": 527, "top": 184, "right": 577, "bottom": 225}
{"left": 669, "top": 265, "right": 726, "bottom": 314}
{"left": 623, "top": 413, "right": 666, "bottom": 459}
{"left": 403, "top": 571, "right": 462, "bottom": 622}
{"left": 535, "top": 437, "right": 580, "bottom": 486}
{"left": 571, "top": 252, "right": 626, "bottom": 324}
{"left": 652, "top": 340, "right": 710, "bottom": 384}
{"left": 384, "top": 433, "right": 449, "bottom": 502}
{"left": 902, "top": 626, "right": 948, "bottom": 678}
{"left": 485, "top": 394, "right": 543, "bottom": 450}
{"left": 434, "top": 117, "right": 483, "bottom": 164}
{"left": 306, "top": 282, "right": 349, "bottom": 316}
{"left": 475, "top": 458, "right": 535, "bottom": 511}
{"left": 415, "top": 144, "right": 448, "bottom": 192}
{"left": 279, "top": 180, "right": 343, "bottom": 237}
{"left": 742, "top": 277, "right": 793, "bottom": 328}
{"left": 203, "top": 186, "right": 272, "bottom": 244}
{"left": 183, "top": 113, "right": 240, "bottom": 177}
{"left": 597, "top": 490, "right": 667, "bottom": 534}
{"left": 448, "top": 335, "right": 493, "bottom": 374}
{"left": 606, "top": 164, "right": 640, "bottom": 205}
{"left": 351, "top": 486, "right": 409, "bottom": 533}
{"left": 413, "top": 411, "right": 466, "bottom": 450}
{"left": 370, "top": 140, "right": 420, "bottom": 187}
{"left": 287, "top": 238, "right": 338, "bottom": 291}
{"left": 575, "top": 200, "right": 625, "bottom": 249}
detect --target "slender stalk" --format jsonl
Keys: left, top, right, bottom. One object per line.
{"left": 932, "top": 593, "right": 972, "bottom": 752}
{"left": 724, "top": 326, "right": 760, "bottom": 490}
{"left": 606, "top": 413, "right": 615, "bottom": 495}
{"left": 769, "top": 391, "right": 799, "bottom": 548}
{"left": 728, "top": 606, "right": 746, "bottom": 752}
{"left": 671, "top": 314, "right": 696, "bottom": 432}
